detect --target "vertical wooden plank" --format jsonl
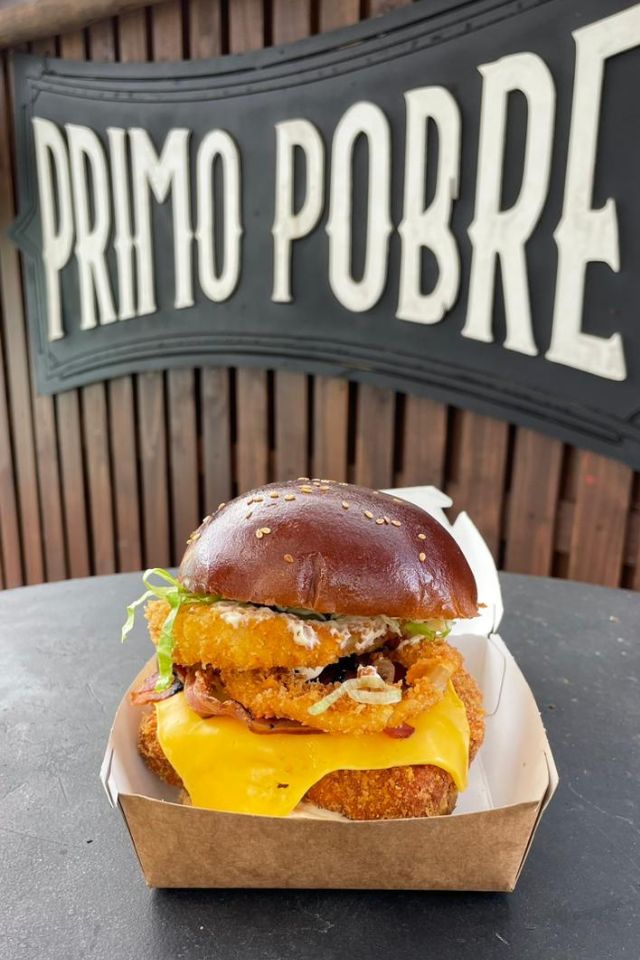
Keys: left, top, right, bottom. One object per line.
{"left": 270, "top": 1, "right": 312, "bottom": 482}
{"left": 229, "top": 0, "right": 263, "bottom": 51}
{"left": 446, "top": 411, "right": 509, "bottom": 559}
{"left": 0, "top": 288, "right": 22, "bottom": 587}
{"left": 354, "top": 384, "right": 395, "bottom": 489}
{"left": 274, "top": 372, "right": 308, "bottom": 480}
{"left": 567, "top": 452, "right": 632, "bottom": 586}
{"left": 311, "top": 0, "right": 363, "bottom": 486}
{"left": 272, "top": 0, "right": 311, "bottom": 43}
{"left": 230, "top": 0, "right": 269, "bottom": 493}
{"left": 77, "top": 20, "right": 118, "bottom": 576}
{"left": 0, "top": 56, "right": 41, "bottom": 583}
{"left": 319, "top": 0, "right": 359, "bottom": 31}
{"left": 56, "top": 30, "right": 91, "bottom": 580}
{"left": 24, "top": 38, "right": 67, "bottom": 581}
{"left": 236, "top": 370, "right": 270, "bottom": 491}
{"left": 201, "top": 369, "right": 232, "bottom": 507}
{"left": 189, "top": 0, "right": 222, "bottom": 57}
{"left": 118, "top": 7, "right": 147, "bottom": 60}
{"left": 119, "top": 7, "right": 170, "bottom": 567}
{"left": 137, "top": 372, "right": 170, "bottom": 565}
{"left": 109, "top": 377, "right": 142, "bottom": 571}
{"left": 112, "top": 0, "right": 149, "bottom": 570}
{"left": 312, "top": 376, "right": 349, "bottom": 481}
{"left": 400, "top": 395, "right": 447, "bottom": 489}
{"left": 190, "top": 0, "right": 229, "bottom": 511}
{"left": 167, "top": 369, "right": 200, "bottom": 559}
{"left": 152, "top": 1, "right": 199, "bottom": 559}
{"left": 504, "top": 429, "right": 563, "bottom": 576}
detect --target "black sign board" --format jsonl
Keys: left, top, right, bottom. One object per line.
{"left": 11, "top": 0, "right": 640, "bottom": 467}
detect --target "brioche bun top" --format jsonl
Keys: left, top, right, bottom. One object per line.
{"left": 179, "top": 480, "right": 478, "bottom": 620}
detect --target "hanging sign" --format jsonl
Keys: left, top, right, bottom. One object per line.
{"left": 11, "top": 0, "right": 640, "bottom": 466}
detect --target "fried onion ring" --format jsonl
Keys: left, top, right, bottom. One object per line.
{"left": 145, "top": 599, "right": 400, "bottom": 671}
{"left": 219, "top": 639, "right": 463, "bottom": 734}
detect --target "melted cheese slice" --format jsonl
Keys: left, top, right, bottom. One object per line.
{"left": 155, "top": 683, "right": 469, "bottom": 817}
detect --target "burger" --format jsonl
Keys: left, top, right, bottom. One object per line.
{"left": 123, "top": 479, "right": 484, "bottom": 820}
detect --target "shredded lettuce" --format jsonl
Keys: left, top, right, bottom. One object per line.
{"left": 121, "top": 568, "right": 220, "bottom": 691}
{"left": 401, "top": 619, "right": 452, "bottom": 640}
{"left": 308, "top": 673, "right": 402, "bottom": 715}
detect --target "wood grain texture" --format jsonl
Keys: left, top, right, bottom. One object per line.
{"left": 189, "top": 0, "right": 222, "bottom": 57}
{"left": 312, "top": 376, "right": 349, "bottom": 481}
{"left": 0, "top": 0, "right": 163, "bottom": 48}
{"left": 400, "top": 395, "right": 447, "bottom": 489}
{"left": 109, "top": 377, "right": 142, "bottom": 571}
{"left": 567, "top": 452, "right": 633, "bottom": 587}
{"left": 0, "top": 297, "right": 22, "bottom": 586}
{"left": 56, "top": 30, "right": 90, "bottom": 579}
{"left": 229, "top": 0, "right": 263, "bottom": 51}
{"left": 272, "top": 0, "right": 311, "bottom": 43}
{"left": 82, "top": 383, "right": 116, "bottom": 574}
{"left": 2, "top": 48, "right": 45, "bottom": 583}
{"left": 504, "top": 429, "right": 563, "bottom": 576}
{"left": 354, "top": 384, "right": 395, "bottom": 489}
{"left": 274, "top": 371, "right": 309, "bottom": 480}
{"left": 137, "top": 372, "right": 170, "bottom": 566}
{"left": 235, "top": 369, "right": 270, "bottom": 491}
{"left": 201, "top": 368, "right": 232, "bottom": 508}
{"left": 319, "top": 0, "right": 359, "bottom": 32}
{"left": 447, "top": 410, "right": 509, "bottom": 559}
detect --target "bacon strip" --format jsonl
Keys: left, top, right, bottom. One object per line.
{"left": 383, "top": 723, "right": 415, "bottom": 739}
{"left": 129, "top": 672, "right": 182, "bottom": 705}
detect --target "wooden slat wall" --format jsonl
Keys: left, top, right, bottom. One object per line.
{"left": 0, "top": 0, "right": 639, "bottom": 592}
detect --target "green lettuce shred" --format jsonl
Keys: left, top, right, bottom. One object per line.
{"left": 401, "top": 619, "right": 452, "bottom": 640}
{"left": 121, "top": 568, "right": 220, "bottom": 692}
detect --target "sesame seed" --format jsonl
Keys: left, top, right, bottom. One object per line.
{"left": 245, "top": 511, "right": 253, "bottom": 519}
{"left": 392, "top": 497, "right": 403, "bottom": 504}
{"left": 342, "top": 501, "right": 349, "bottom": 510}
{"left": 418, "top": 533, "right": 427, "bottom": 540}
{"left": 383, "top": 516, "right": 390, "bottom": 524}
{"left": 299, "top": 485, "right": 314, "bottom": 493}
{"left": 419, "top": 552, "right": 426, "bottom": 562}
{"left": 364, "top": 510, "right": 373, "bottom": 519}
{"left": 261, "top": 527, "right": 271, "bottom": 535}
{"left": 270, "top": 492, "right": 280, "bottom": 499}
{"left": 321, "top": 479, "right": 332, "bottom": 483}
{"left": 202, "top": 515, "right": 211, "bottom": 524}
{"left": 375, "top": 518, "right": 385, "bottom": 525}
{"left": 247, "top": 498, "right": 254, "bottom": 505}
{"left": 218, "top": 502, "right": 226, "bottom": 510}
{"left": 256, "top": 530, "right": 264, "bottom": 539}
{"left": 311, "top": 478, "right": 321, "bottom": 483}
{"left": 297, "top": 477, "right": 310, "bottom": 481}
{"left": 391, "top": 520, "right": 401, "bottom": 527}
{"left": 254, "top": 496, "right": 264, "bottom": 502}
{"left": 191, "top": 531, "right": 200, "bottom": 541}
{"left": 284, "top": 494, "right": 296, "bottom": 501}
{"left": 319, "top": 485, "right": 330, "bottom": 491}
{"left": 283, "top": 554, "right": 294, "bottom": 563}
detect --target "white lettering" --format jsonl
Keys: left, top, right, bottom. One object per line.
{"left": 196, "top": 130, "right": 243, "bottom": 303}
{"left": 32, "top": 118, "right": 74, "bottom": 341}
{"left": 397, "top": 87, "right": 461, "bottom": 324}
{"left": 546, "top": 7, "right": 636, "bottom": 381}
{"left": 130, "top": 127, "right": 193, "bottom": 316}
{"left": 326, "top": 102, "right": 392, "bottom": 312}
{"left": 107, "top": 127, "right": 135, "bottom": 321}
{"left": 463, "top": 53, "right": 555, "bottom": 356}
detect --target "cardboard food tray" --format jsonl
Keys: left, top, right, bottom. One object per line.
{"left": 101, "top": 486, "right": 558, "bottom": 891}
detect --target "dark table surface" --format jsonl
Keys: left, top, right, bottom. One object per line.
{"left": 1, "top": 572, "right": 639, "bottom": 960}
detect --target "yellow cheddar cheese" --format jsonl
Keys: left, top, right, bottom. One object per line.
{"left": 155, "top": 683, "right": 469, "bottom": 817}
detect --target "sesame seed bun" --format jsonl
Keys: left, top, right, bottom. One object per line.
{"left": 179, "top": 480, "right": 478, "bottom": 620}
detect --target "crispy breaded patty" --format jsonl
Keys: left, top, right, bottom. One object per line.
{"left": 145, "top": 600, "right": 397, "bottom": 671}
{"left": 306, "top": 668, "right": 485, "bottom": 819}
{"left": 137, "top": 665, "right": 484, "bottom": 819}
{"left": 220, "top": 640, "right": 463, "bottom": 734}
